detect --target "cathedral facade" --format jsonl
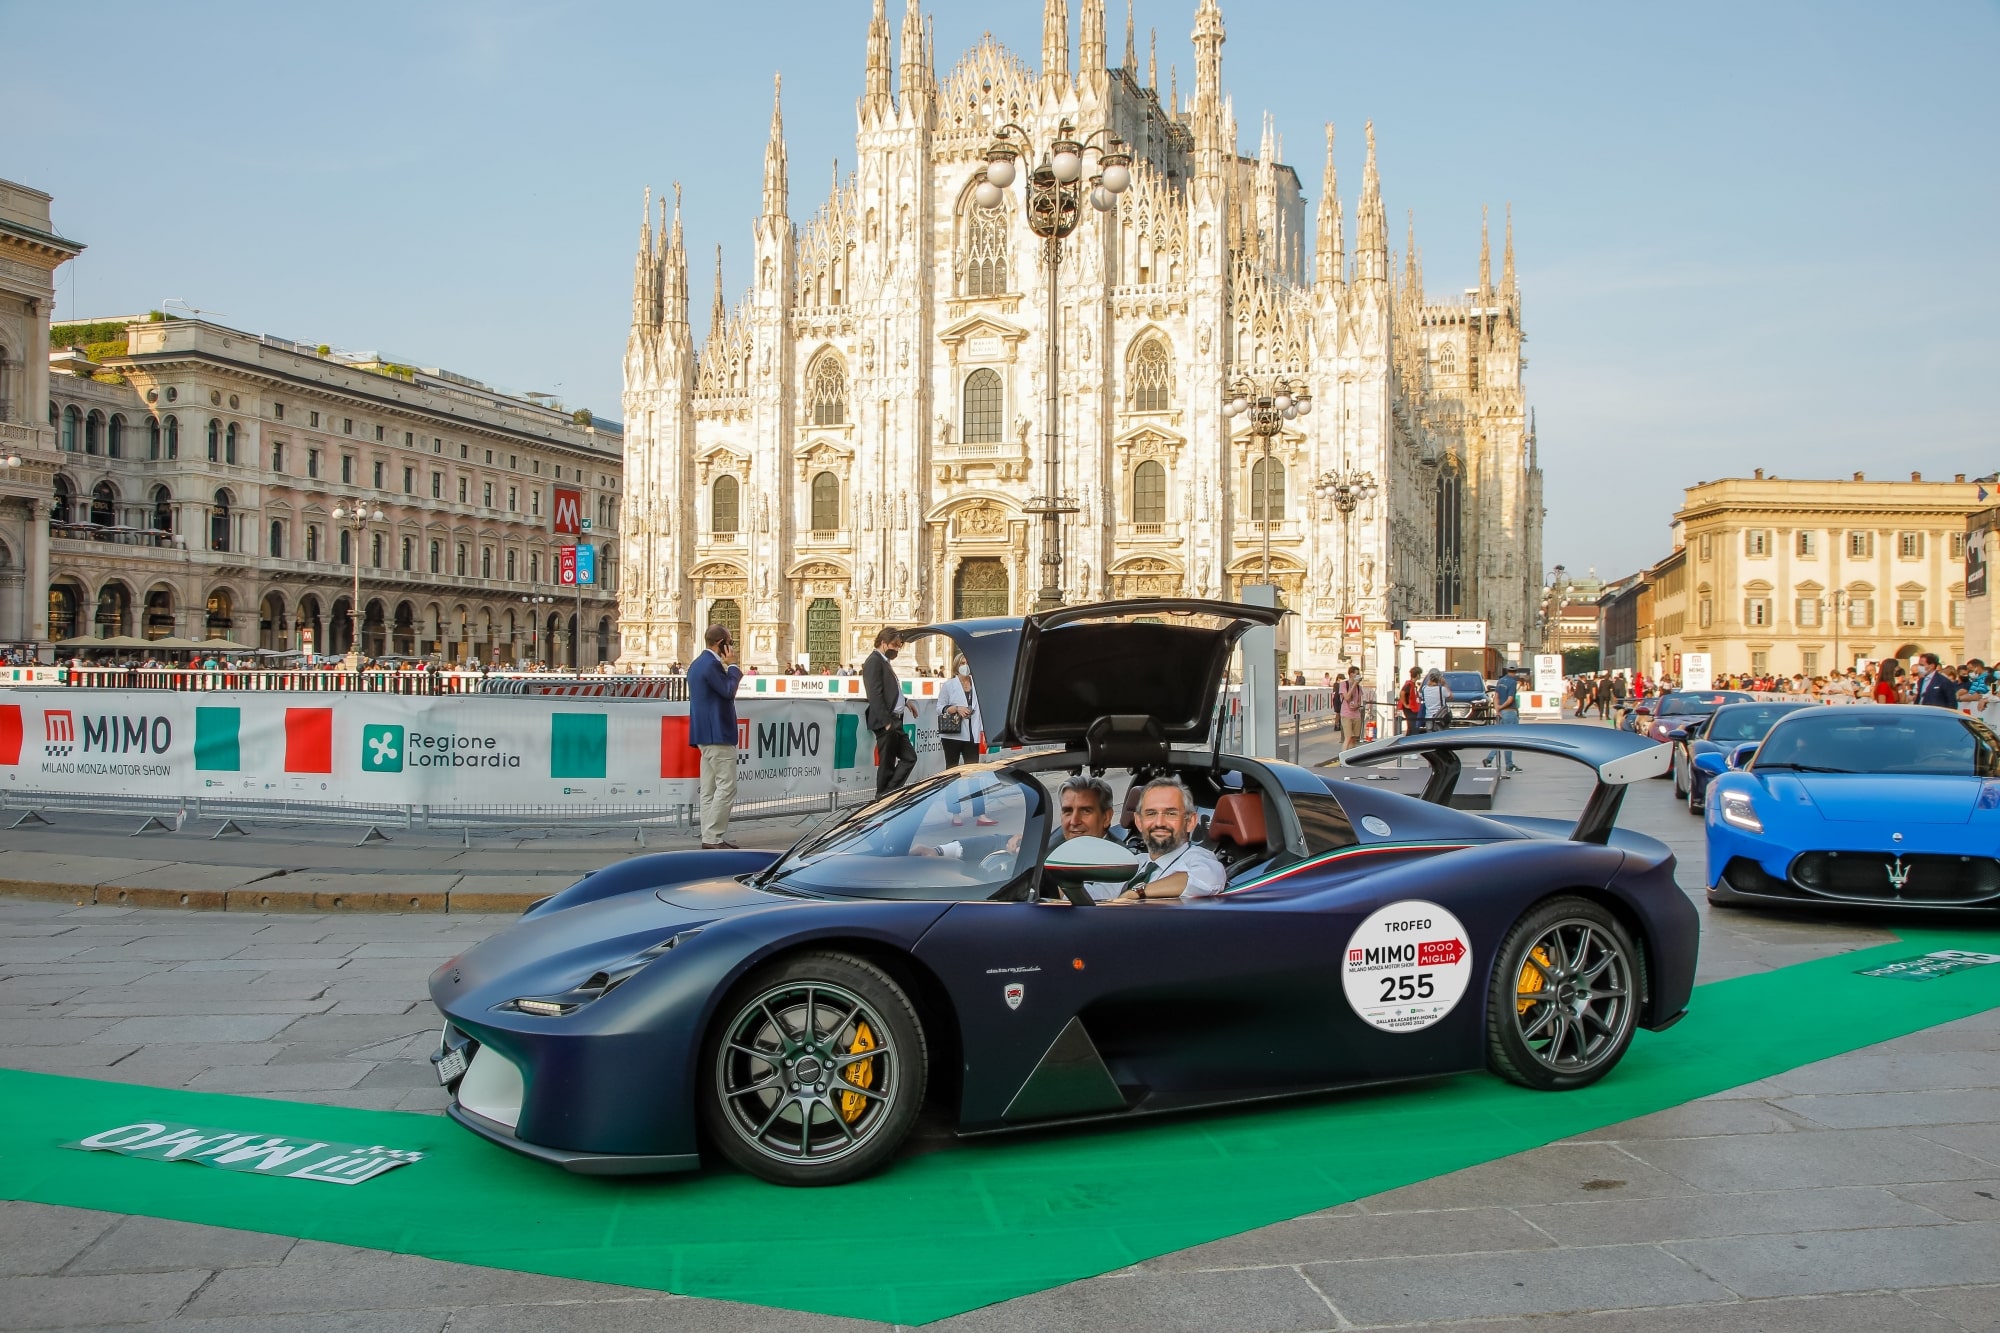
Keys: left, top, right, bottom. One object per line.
{"left": 620, "top": 0, "right": 1543, "bottom": 675}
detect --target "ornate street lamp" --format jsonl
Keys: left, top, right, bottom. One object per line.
{"left": 978, "top": 118, "right": 1131, "bottom": 611}
{"left": 331, "top": 499, "right": 384, "bottom": 670}
{"left": 1313, "top": 458, "right": 1378, "bottom": 654}
{"left": 1222, "top": 376, "right": 1313, "bottom": 592}
{"left": 522, "top": 593, "right": 556, "bottom": 666}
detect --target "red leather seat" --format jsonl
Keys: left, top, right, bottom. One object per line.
{"left": 1121, "top": 783, "right": 1145, "bottom": 832}
{"left": 1207, "top": 792, "right": 1267, "bottom": 857}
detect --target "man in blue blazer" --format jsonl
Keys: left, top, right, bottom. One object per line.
{"left": 688, "top": 624, "right": 743, "bottom": 848}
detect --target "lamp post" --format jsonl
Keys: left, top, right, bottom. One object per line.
{"left": 1314, "top": 457, "right": 1379, "bottom": 660}
{"left": 978, "top": 119, "right": 1131, "bottom": 611}
{"left": 1818, "top": 589, "right": 1847, "bottom": 675}
{"left": 330, "top": 499, "right": 384, "bottom": 670}
{"left": 1222, "top": 376, "right": 1313, "bottom": 591}
{"left": 522, "top": 594, "right": 556, "bottom": 666}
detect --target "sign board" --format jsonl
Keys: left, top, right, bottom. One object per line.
{"left": 1969, "top": 543, "right": 1988, "bottom": 600}
{"left": 68, "top": 1120, "right": 424, "bottom": 1186}
{"left": 1533, "top": 654, "right": 1564, "bottom": 695}
{"left": 552, "top": 487, "right": 583, "bottom": 535}
{"left": 1343, "top": 614, "right": 1364, "bottom": 636}
{"left": 574, "top": 544, "right": 596, "bottom": 586}
{"left": 1681, "top": 652, "right": 1713, "bottom": 690}
{"left": 558, "top": 546, "right": 577, "bottom": 586}
{"left": 301, "top": 628, "right": 316, "bottom": 657}
{"left": 580, "top": 518, "right": 592, "bottom": 531}
{"left": 1404, "top": 619, "right": 1488, "bottom": 648}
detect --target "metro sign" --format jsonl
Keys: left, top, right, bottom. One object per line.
{"left": 552, "top": 486, "right": 583, "bottom": 535}
{"left": 1343, "top": 615, "right": 1364, "bottom": 636}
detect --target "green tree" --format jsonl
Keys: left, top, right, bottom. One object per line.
{"left": 1562, "top": 647, "right": 1601, "bottom": 675}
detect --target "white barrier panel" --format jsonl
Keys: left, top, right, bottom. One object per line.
{"left": 0, "top": 691, "right": 941, "bottom": 809}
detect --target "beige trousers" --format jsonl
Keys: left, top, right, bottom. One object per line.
{"left": 699, "top": 744, "right": 738, "bottom": 844}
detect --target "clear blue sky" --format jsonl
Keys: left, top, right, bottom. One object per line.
{"left": 10, "top": 0, "right": 1996, "bottom": 580}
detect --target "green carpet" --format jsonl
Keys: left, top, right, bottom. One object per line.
{"left": 5, "top": 927, "right": 1999, "bottom": 1325}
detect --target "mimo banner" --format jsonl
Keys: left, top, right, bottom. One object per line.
{"left": 0, "top": 690, "right": 945, "bottom": 808}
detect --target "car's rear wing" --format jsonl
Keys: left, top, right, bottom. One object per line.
{"left": 1336, "top": 724, "right": 1673, "bottom": 844}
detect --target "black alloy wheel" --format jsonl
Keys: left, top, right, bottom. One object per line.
{"left": 700, "top": 951, "right": 927, "bottom": 1186}
{"left": 1487, "top": 896, "right": 1641, "bottom": 1091}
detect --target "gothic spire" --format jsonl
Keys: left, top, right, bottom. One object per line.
{"left": 1501, "top": 203, "right": 1516, "bottom": 296}
{"left": 631, "top": 187, "right": 657, "bottom": 327}
{"left": 1148, "top": 27, "right": 1157, "bottom": 87}
{"left": 864, "top": 0, "right": 892, "bottom": 115}
{"left": 710, "top": 245, "right": 726, "bottom": 332}
{"left": 1355, "top": 120, "right": 1388, "bottom": 284}
{"left": 1478, "top": 204, "right": 1492, "bottom": 299}
{"left": 1191, "top": 0, "right": 1226, "bottom": 173}
{"left": 665, "top": 183, "right": 689, "bottom": 327}
{"left": 1080, "top": 0, "right": 1106, "bottom": 78}
{"left": 1314, "top": 124, "right": 1344, "bottom": 291}
{"left": 1125, "top": 0, "right": 1137, "bottom": 69}
{"left": 762, "top": 74, "right": 788, "bottom": 219}
{"left": 1042, "top": 0, "right": 1070, "bottom": 89}
{"left": 900, "top": 0, "right": 930, "bottom": 116}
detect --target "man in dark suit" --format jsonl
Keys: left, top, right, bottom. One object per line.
{"left": 863, "top": 627, "right": 918, "bottom": 795}
{"left": 687, "top": 624, "right": 742, "bottom": 848}
{"left": 1914, "top": 653, "right": 1958, "bottom": 709}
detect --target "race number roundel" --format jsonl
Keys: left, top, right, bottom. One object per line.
{"left": 1342, "top": 900, "right": 1473, "bottom": 1033}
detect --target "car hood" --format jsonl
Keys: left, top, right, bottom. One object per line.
{"left": 1785, "top": 774, "right": 1984, "bottom": 825}
{"left": 910, "top": 597, "right": 1283, "bottom": 748}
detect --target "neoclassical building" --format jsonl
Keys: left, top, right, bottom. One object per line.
{"left": 44, "top": 315, "right": 624, "bottom": 664}
{"left": 620, "top": 0, "right": 1543, "bottom": 674}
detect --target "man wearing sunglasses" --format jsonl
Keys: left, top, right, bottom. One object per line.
{"left": 689, "top": 623, "right": 743, "bottom": 849}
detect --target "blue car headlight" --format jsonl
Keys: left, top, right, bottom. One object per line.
{"left": 1717, "top": 789, "right": 1763, "bottom": 833}
{"left": 501, "top": 928, "right": 703, "bottom": 1017}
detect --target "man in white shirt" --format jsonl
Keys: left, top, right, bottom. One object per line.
{"left": 1116, "top": 776, "right": 1227, "bottom": 901}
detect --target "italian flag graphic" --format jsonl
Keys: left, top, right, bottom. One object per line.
{"left": 195, "top": 707, "right": 333, "bottom": 774}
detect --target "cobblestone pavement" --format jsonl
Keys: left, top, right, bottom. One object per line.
{"left": 3, "top": 740, "right": 1998, "bottom": 1329}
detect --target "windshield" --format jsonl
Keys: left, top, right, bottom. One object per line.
{"left": 1752, "top": 711, "right": 2000, "bottom": 777}
{"left": 1443, "top": 673, "right": 1486, "bottom": 698}
{"left": 1706, "top": 703, "right": 1813, "bottom": 744}
{"left": 768, "top": 769, "right": 1047, "bottom": 899}
{"left": 1659, "top": 692, "right": 1748, "bottom": 717}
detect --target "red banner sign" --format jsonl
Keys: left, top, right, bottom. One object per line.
{"left": 552, "top": 487, "right": 583, "bottom": 535}
{"left": 558, "top": 546, "right": 578, "bottom": 586}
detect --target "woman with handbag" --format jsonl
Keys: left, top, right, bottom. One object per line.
{"left": 937, "top": 653, "right": 994, "bottom": 825}
{"left": 1420, "top": 668, "right": 1454, "bottom": 732}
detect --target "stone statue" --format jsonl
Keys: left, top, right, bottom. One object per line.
{"left": 895, "top": 560, "right": 910, "bottom": 596}
{"left": 935, "top": 413, "right": 953, "bottom": 447}
{"left": 1015, "top": 416, "right": 1032, "bottom": 447}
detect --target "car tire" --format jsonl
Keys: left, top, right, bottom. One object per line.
{"left": 1672, "top": 754, "right": 1688, "bottom": 801}
{"left": 699, "top": 950, "right": 928, "bottom": 1186}
{"left": 1487, "top": 896, "right": 1641, "bottom": 1092}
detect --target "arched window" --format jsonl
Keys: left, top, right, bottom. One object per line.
{"left": 207, "top": 419, "right": 221, "bottom": 461}
{"left": 1132, "top": 460, "right": 1166, "bottom": 524}
{"left": 224, "top": 422, "right": 238, "bottom": 465}
{"left": 810, "top": 471, "right": 840, "bottom": 531}
{"left": 51, "top": 475, "right": 73, "bottom": 523}
{"left": 805, "top": 597, "right": 841, "bottom": 666}
{"left": 150, "top": 486, "right": 172, "bottom": 534}
{"left": 84, "top": 411, "right": 103, "bottom": 455}
{"left": 712, "top": 474, "right": 740, "bottom": 534}
{"left": 210, "top": 489, "right": 232, "bottom": 552}
{"left": 107, "top": 414, "right": 124, "bottom": 458}
{"left": 47, "top": 584, "right": 80, "bottom": 640}
{"left": 709, "top": 598, "right": 742, "bottom": 637}
{"left": 1438, "top": 342, "right": 1457, "bottom": 374}
{"left": 1129, "top": 338, "right": 1173, "bottom": 412}
{"left": 269, "top": 519, "right": 285, "bottom": 558}
{"left": 962, "top": 368, "right": 1003, "bottom": 443}
{"left": 143, "top": 588, "right": 174, "bottom": 640}
{"left": 94, "top": 583, "right": 131, "bottom": 638}
{"left": 148, "top": 417, "right": 162, "bottom": 459}
{"left": 963, "top": 201, "right": 1008, "bottom": 296}
{"left": 90, "top": 481, "right": 115, "bottom": 527}
{"left": 807, "top": 354, "right": 846, "bottom": 426}
{"left": 61, "top": 405, "right": 79, "bottom": 452}
{"left": 165, "top": 415, "right": 179, "bottom": 459}
{"left": 205, "top": 588, "right": 234, "bottom": 637}
{"left": 1250, "top": 457, "right": 1285, "bottom": 521}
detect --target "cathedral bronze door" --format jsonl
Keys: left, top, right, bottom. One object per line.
{"left": 954, "top": 558, "right": 1010, "bottom": 619}
{"left": 805, "top": 597, "right": 842, "bottom": 669}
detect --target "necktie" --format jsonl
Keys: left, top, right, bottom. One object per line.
{"left": 1127, "top": 862, "right": 1157, "bottom": 895}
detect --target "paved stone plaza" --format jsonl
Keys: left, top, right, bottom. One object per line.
{"left": 2, "top": 746, "right": 1998, "bottom": 1330}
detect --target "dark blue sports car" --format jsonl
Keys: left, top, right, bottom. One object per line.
{"left": 1670, "top": 700, "right": 1818, "bottom": 813}
{"left": 428, "top": 600, "right": 1699, "bottom": 1185}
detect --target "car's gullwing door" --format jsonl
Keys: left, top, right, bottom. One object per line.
{"left": 908, "top": 598, "right": 1285, "bottom": 749}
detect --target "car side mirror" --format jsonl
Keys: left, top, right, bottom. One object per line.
{"left": 1664, "top": 727, "right": 1689, "bottom": 742}
{"left": 1691, "top": 752, "right": 1728, "bottom": 777}
{"left": 1043, "top": 836, "right": 1137, "bottom": 906}
{"left": 1728, "top": 743, "right": 1759, "bottom": 769}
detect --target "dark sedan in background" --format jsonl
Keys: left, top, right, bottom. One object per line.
{"left": 1441, "top": 671, "right": 1496, "bottom": 725}
{"left": 1670, "top": 701, "right": 1817, "bottom": 812}
{"left": 1645, "top": 691, "right": 1754, "bottom": 747}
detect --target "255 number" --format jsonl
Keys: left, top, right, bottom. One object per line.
{"left": 1379, "top": 973, "right": 1435, "bottom": 1002}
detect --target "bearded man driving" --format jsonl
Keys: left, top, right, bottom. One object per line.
{"left": 1117, "top": 775, "right": 1227, "bottom": 901}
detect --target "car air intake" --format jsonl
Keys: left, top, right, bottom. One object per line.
{"left": 1789, "top": 852, "right": 2000, "bottom": 906}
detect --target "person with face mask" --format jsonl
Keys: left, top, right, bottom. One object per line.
{"left": 863, "top": 626, "right": 920, "bottom": 795}
{"left": 936, "top": 653, "right": 984, "bottom": 769}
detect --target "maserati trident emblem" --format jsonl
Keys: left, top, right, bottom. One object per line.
{"left": 1886, "top": 856, "right": 1912, "bottom": 892}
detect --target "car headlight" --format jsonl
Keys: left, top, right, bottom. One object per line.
{"left": 501, "top": 928, "right": 702, "bottom": 1017}
{"left": 1718, "top": 789, "right": 1763, "bottom": 833}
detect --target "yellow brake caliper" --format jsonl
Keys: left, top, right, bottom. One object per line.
{"left": 1517, "top": 947, "right": 1553, "bottom": 1016}
{"left": 839, "top": 1021, "right": 876, "bottom": 1123}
